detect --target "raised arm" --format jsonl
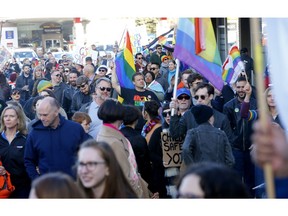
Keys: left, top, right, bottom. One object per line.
{"left": 111, "top": 65, "right": 121, "bottom": 95}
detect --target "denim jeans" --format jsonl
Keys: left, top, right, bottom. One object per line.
{"left": 232, "top": 149, "right": 255, "bottom": 197}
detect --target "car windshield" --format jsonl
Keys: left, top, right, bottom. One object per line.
{"left": 14, "top": 51, "right": 34, "bottom": 58}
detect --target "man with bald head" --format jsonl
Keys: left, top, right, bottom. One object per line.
{"left": 83, "top": 64, "right": 98, "bottom": 91}
{"left": 24, "top": 97, "right": 90, "bottom": 180}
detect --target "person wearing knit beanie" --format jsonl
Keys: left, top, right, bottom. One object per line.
{"left": 37, "top": 80, "right": 53, "bottom": 93}
{"left": 191, "top": 104, "right": 213, "bottom": 125}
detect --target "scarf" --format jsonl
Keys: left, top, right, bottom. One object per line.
{"left": 141, "top": 116, "right": 161, "bottom": 137}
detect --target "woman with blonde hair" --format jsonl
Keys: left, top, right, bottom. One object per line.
{"left": 0, "top": 105, "right": 31, "bottom": 198}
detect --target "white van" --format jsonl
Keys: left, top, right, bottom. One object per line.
{"left": 11, "top": 48, "right": 38, "bottom": 66}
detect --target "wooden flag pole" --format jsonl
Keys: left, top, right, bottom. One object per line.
{"left": 250, "top": 18, "right": 275, "bottom": 198}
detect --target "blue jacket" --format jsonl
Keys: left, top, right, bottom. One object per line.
{"left": 24, "top": 115, "right": 90, "bottom": 180}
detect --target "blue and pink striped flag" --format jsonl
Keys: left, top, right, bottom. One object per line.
{"left": 174, "top": 18, "right": 224, "bottom": 91}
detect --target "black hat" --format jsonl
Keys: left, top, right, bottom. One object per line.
{"left": 85, "top": 56, "right": 92, "bottom": 62}
{"left": 191, "top": 104, "right": 213, "bottom": 124}
{"left": 240, "top": 47, "right": 248, "bottom": 54}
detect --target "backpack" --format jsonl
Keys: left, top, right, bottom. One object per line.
{"left": 0, "top": 160, "right": 15, "bottom": 198}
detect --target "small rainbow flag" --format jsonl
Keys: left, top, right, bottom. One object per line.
{"left": 174, "top": 18, "right": 224, "bottom": 91}
{"left": 115, "top": 30, "right": 136, "bottom": 89}
{"left": 222, "top": 45, "right": 245, "bottom": 84}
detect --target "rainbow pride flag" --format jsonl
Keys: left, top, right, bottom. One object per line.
{"left": 115, "top": 30, "right": 136, "bottom": 89}
{"left": 222, "top": 44, "right": 245, "bottom": 84}
{"left": 174, "top": 18, "right": 224, "bottom": 91}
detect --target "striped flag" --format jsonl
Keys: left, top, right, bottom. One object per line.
{"left": 115, "top": 30, "right": 136, "bottom": 89}
{"left": 173, "top": 18, "right": 224, "bottom": 91}
{"left": 222, "top": 45, "right": 245, "bottom": 84}
{"left": 146, "top": 28, "right": 174, "bottom": 50}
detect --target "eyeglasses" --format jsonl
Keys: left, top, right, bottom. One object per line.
{"left": 12, "top": 92, "right": 20, "bottom": 96}
{"left": 99, "top": 87, "right": 112, "bottom": 92}
{"left": 162, "top": 111, "right": 171, "bottom": 117}
{"left": 177, "top": 95, "right": 191, "bottom": 100}
{"left": 54, "top": 74, "right": 61, "bottom": 77}
{"left": 78, "top": 83, "right": 87, "bottom": 89}
{"left": 99, "top": 69, "right": 107, "bottom": 72}
{"left": 194, "top": 95, "right": 207, "bottom": 100}
{"left": 76, "top": 161, "right": 105, "bottom": 171}
{"left": 150, "top": 67, "right": 158, "bottom": 71}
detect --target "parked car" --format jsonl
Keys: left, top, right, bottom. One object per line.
{"left": 11, "top": 48, "right": 38, "bottom": 66}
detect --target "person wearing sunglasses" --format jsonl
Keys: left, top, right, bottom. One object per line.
{"left": 70, "top": 76, "right": 93, "bottom": 116}
{"left": 169, "top": 83, "right": 234, "bottom": 152}
{"left": 78, "top": 77, "right": 112, "bottom": 139}
{"left": 134, "top": 53, "right": 146, "bottom": 73}
{"left": 149, "top": 62, "right": 169, "bottom": 92}
{"left": 8, "top": 88, "right": 25, "bottom": 107}
{"left": 50, "top": 70, "right": 69, "bottom": 109}
{"left": 150, "top": 44, "right": 166, "bottom": 66}
{"left": 175, "top": 88, "right": 192, "bottom": 116}
{"left": 95, "top": 65, "right": 110, "bottom": 81}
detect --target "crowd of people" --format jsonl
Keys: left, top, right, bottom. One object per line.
{"left": 0, "top": 43, "right": 287, "bottom": 199}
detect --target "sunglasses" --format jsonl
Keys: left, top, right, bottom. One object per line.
{"left": 64, "top": 70, "right": 70, "bottom": 72}
{"left": 137, "top": 57, "right": 143, "bottom": 60}
{"left": 99, "top": 87, "right": 112, "bottom": 92}
{"left": 12, "top": 92, "right": 20, "bottom": 96}
{"left": 54, "top": 74, "right": 61, "bottom": 77}
{"left": 177, "top": 95, "right": 190, "bottom": 100}
{"left": 162, "top": 111, "right": 171, "bottom": 117}
{"left": 194, "top": 95, "right": 207, "bottom": 100}
{"left": 78, "top": 83, "right": 87, "bottom": 89}
{"left": 150, "top": 67, "right": 158, "bottom": 71}
{"left": 99, "top": 69, "right": 107, "bottom": 72}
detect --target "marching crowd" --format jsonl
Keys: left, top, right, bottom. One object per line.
{"left": 0, "top": 44, "right": 287, "bottom": 199}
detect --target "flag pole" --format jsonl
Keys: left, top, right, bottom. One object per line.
{"left": 118, "top": 26, "right": 127, "bottom": 51}
{"left": 250, "top": 18, "right": 275, "bottom": 198}
{"left": 171, "top": 59, "right": 180, "bottom": 116}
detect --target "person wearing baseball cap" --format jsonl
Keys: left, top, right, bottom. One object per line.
{"left": 175, "top": 88, "right": 192, "bottom": 116}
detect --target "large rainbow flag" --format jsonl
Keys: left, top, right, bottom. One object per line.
{"left": 222, "top": 44, "right": 245, "bottom": 85}
{"left": 115, "top": 30, "right": 136, "bottom": 89}
{"left": 174, "top": 18, "right": 224, "bottom": 91}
